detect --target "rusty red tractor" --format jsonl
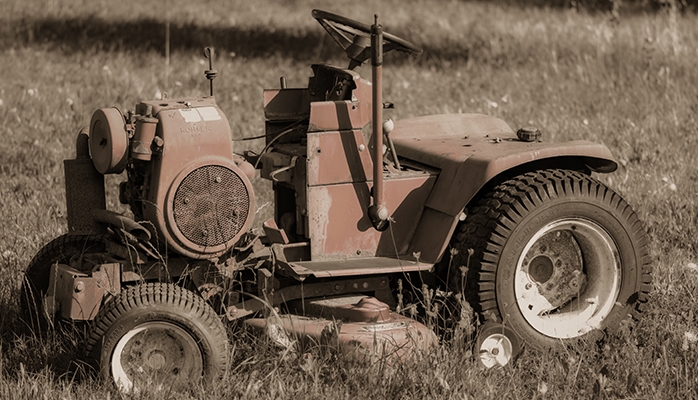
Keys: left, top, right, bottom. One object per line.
{"left": 21, "top": 9, "right": 651, "bottom": 391}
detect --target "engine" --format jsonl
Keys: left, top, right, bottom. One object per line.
{"left": 87, "top": 97, "right": 256, "bottom": 259}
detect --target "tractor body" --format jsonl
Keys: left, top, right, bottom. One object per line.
{"left": 23, "top": 9, "right": 650, "bottom": 392}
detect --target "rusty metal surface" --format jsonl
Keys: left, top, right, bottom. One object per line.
{"left": 89, "top": 107, "right": 129, "bottom": 174}
{"left": 520, "top": 229, "right": 587, "bottom": 310}
{"left": 130, "top": 115, "right": 158, "bottom": 161}
{"left": 45, "top": 263, "right": 105, "bottom": 320}
{"left": 140, "top": 98, "right": 256, "bottom": 259}
{"left": 391, "top": 113, "right": 617, "bottom": 217}
{"left": 283, "top": 256, "right": 432, "bottom": 279}
{"left": 244, "top": 295, "right": 437, "bottom": 361}
{"left": 406, "top": 206, "right": 460, "bottom": 264}
{"left": 92, "top": 263, "right": 121, "bottom": 296}
{"left": 303, "top": 295, "right": 390, "bottom": 322}
{"left": 262, "top": 218, "right": 290, "bottom": 245}
{"left": 306, "top": 173, "right": 435, "bottom": 261}
{"left": 64, "top": 157, "right": 107, "bottom": 235}
{"left": 163, "top": 157, "right": 254, "bottom": 256}
{"left": 263, "top": 89, "right": 311, "bottom": 121}
{"left": 171, "top": 164, "right": 250, "bottom": 247}
{"left": 308, "top": 64, "right": 371, "bottom": 102}
{"left": 226, "top": 275, "right": 392, "bottom": 320}
{"left": 307, "top": 101, "right": 372, "bottom": 132}
{"left": 390, "top": 113, "right": 618, "bottom": 264}
{"left": 92, "top": 209, "right": 150, "bottom": 241}
{"left": 306, "top": 129, "right": 373, "bottom": 186}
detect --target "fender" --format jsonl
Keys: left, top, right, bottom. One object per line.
{"left": 391, "top": 113, "right": 618, "bottom": 263}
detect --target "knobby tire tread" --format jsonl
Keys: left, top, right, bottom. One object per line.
{"left": 85, "top": 282, "right": 229, "bottom": 374}
{"left": 451, "top": 169, "right": 652, "bottom": 327}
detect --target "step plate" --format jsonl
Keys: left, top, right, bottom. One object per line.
{"left": 285, "top": 257, "right": 433, "bottom": 279}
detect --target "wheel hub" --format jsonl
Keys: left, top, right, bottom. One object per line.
{"left": 479, "top": 334, "right": 512, "bottom": 368}
{"left": 111, "top": 322, "right": 203, "bottom": 392}
{"left": 520, "top": 229, "right": 587, "bottom": 312}
{"left": 476, "top": 323, "right": 521, "bottom": 368}
{"left": 514, "top": 218, "right": 621, "bottom": 339}
{"left": 147, "top": 351, "right": 166, "bottom": 370}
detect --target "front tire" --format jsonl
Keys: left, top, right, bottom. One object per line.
{"left": 20, "top": 234, "right": 108, "bottom": 331}
{"left": 85, "top": 283, "right": 229, "bottom": 393}
{"left": 449, "top": 169, "right": 651, "bottom": 349}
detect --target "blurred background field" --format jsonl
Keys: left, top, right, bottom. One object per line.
{"left": 1, "top": 0, "right": 698, "bottom": 398}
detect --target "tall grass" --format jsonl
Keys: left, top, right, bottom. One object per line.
{"left": 1, "top": 0, "right": 698, "bottom": 398}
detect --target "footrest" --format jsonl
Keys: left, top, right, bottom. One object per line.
{"left": 284, "top": 257, "right": 432, "bottom": 279}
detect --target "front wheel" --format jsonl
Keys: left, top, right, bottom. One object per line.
{"left": 85, "top": 283, "right": 229, "bottom": 393}
{"left": 20, "top": 234, "right": 108, "bottom": 331}
{"left": 449, "top": 169, "right": 651, "bottom": 349}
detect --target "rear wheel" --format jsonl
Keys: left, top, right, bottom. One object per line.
{"left": 449, "top": 169, "right": 651, "bottom": 349}
{"left": 86, "top": 283, "right": 229, "bottom": 393}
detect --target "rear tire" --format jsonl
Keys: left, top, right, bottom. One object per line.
{"left": 449, "top": 169, "right": 651, "bottom": 349}
{"left": 85, "top": 283, "right": 229, "bottom": 393}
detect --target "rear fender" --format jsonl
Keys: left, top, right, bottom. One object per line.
{"left": 390, "top": 114, "right": 618, "bottom": 264}
{"left": 425, "top": 140, "right": 617, "bottom": 217}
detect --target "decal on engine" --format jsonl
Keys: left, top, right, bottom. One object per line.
{"left": 179, "top": 107, "right": 221, "bottom": 123}
{"left": 198, "top": 107, "right": 222, "bottom": 121}
{"left": 179, "top": 108, "right": 201, "bottom": 123}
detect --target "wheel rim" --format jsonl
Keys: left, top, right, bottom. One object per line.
{"left": 111, "top": 321, "right": 204, "bottom": 393}
{"left": 514, "top": 218, "right": 621, "bottom": 339}
{"left": 478, "top": 333, "right": 514, "bottom": 368}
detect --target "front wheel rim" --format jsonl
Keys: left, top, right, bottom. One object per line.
{"left": 111, "top": 321, "right": 204, "bottom": 393}
{"left": 478, "top": 333, "right": 514, "bottom": 368}
{"left": 514, "top": 218, "right": 621, "bottom": 339}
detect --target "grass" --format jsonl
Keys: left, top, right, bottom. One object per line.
{"left": 1, "top": 0, "right": 698, "bottom": 398}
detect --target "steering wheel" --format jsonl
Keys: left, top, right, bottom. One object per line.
{"left": 312, "top": 9, "right": 422, "bottom": 69}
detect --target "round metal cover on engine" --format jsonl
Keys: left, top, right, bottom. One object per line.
{"left": 89, "top": 108, "right": 129, "bottom": 174}
{"left": 172, "top": 165, "right": 250, "bottom": 248}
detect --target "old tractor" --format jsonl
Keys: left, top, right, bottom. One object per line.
{"left": 21, "top": 9, "right": 651, "bottom": 391}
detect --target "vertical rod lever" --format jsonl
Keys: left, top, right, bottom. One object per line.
{"left": 368, "top": 14, "right": 389, "bottom": 231}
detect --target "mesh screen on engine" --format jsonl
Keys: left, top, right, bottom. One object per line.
{"left": 172, "top": 165, "right": 249, "bottom": 247}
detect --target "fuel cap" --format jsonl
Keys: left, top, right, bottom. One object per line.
{"left": 516, "top": 127, "right": 541, "bottom": 142}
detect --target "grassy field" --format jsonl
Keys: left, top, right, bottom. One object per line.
{"left": 1, "top": 0, "right": 698, "bottom": 398}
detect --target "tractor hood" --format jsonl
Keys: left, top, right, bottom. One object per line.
{"left": 390, "top": 113, "right": 618, "bottom": 216}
